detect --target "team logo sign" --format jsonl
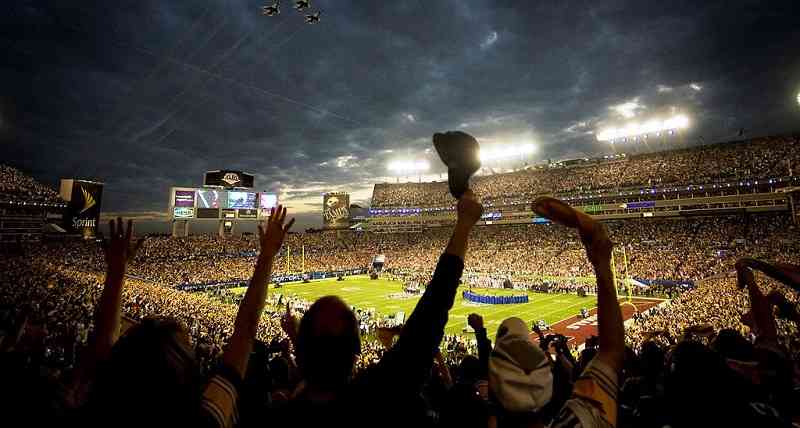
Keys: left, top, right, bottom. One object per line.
{"left": 323, "top": 193, "right": 350, "bottom": 226}
{"left": 222, "top": 173, "right": 240, "bottom": 186}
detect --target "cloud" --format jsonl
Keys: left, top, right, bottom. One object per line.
{"left": 480, "top": 31, "right": 498, "bottom": 49}
{"left": 335, "top": 155, "right": 358, "bottom": 168}
{"left": 1, "top": 0, "right": 799, "bottom": 226}
{"left": 609, "top": 99, "right": 644, "bottom": 119}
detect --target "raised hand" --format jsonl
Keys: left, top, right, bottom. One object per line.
{"left": 456, "top": 190, "right": 483, "bottom": 226}
{"left": 281, "top": 304, "right": 298, "bottom": 344}
{"left": 102, "top": 217, "right": 145, "bottom": 275}
{"left": 532, "top": 197, "right": 612, "bottom": 266}
{"left": 467, "top": 313, "right": 484, "bottom": 331}
{"left": 533, "top": 196, "right": 623, "bottom": 373}
{"left": 227, "top": 205, "right": 294, "bottom": 378}
{"left": 734, "top": 258, "right": 757, "bottom": 287}
{"left": 257, "top": 205, "right": 295, "bottom": 258}
{"left": 767, "top": 290, "right": 800, "bottom": 322}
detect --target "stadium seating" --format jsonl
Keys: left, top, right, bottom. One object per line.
{"left": 372, "top": 134, "right": 800, "bottom": 209}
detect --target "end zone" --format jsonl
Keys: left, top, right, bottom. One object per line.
{"left": 539, "top": 297, "right": 664, "bottom": 346}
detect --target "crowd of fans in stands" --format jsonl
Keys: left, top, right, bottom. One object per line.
{"left": 0, "top": 165, "right": 63, "bottom": 204}
{"left": 2, "top": 194, "right": 798, "bottom": 427}
{"left": 372, "top": 135, "right": 800, "bottom": 208}
{"left": 58, "top": 213, "right": 794, "bottom": 295}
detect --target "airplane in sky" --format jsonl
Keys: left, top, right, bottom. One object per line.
{"left": 305, "top": 11, "right": 321, "bottom": 24}
{"left": 295, "top": 0, "right": 310, "bottom": 11}
{"left": 261, "top": 2, "right": 279, "bottom": 16}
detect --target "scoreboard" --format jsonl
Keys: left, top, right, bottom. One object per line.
{"left": 169, "top": 187, "right": 278, "bottom": 220}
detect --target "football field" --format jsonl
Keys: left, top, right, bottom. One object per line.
{"left": 231, "top": 275, "right": 598, "bottom": 340}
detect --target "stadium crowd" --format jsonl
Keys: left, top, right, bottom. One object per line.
{"left": 372, "top": 134, "right": 800, "bottom": 208}
{"left": 0, "top": 164, "right": 63, "bottom": 205}
{"left": 2, "top": 194, "right": 799, "bottom": 427}
{"left": 79, "top": 213, "right": 796, "bottom": 295}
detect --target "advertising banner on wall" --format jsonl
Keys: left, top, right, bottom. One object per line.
{"left": 60, "top": 179, "right": 104, "bottom": 238}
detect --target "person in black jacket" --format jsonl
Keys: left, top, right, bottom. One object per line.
{"left": 282, "top": 189, "right": 483, "bottom": 426}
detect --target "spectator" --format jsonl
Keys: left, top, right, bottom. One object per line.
{"left": 277, "top": 189, "right": 482, "bottom": 426}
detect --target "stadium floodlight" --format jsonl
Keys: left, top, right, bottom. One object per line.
{"left": 479, "top": 143, "right": 537, "bottom": 162}
{"left": 596, "top": 114, "right": 690, "bottom": 142}
{"left": 797, "top": 92, "right": 800, "bottom": 106}
{"left": 387, "top": 159, "right": 430, "bottom": 173}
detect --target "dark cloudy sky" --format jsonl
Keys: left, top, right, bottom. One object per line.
{"left": 2, "top": 0, "right": 799, "bottom": 227}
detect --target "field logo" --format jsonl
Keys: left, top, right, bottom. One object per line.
{"left": 222, "top": 172, "right": 240, "bottom": 186}
{"left": 80, "top": 186, "right": 96, "bottom": 213}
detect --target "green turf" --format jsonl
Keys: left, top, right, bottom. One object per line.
{"left": 231, "top": 275, "right": 597, "bottom": 340}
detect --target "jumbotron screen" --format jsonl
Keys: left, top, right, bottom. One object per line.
{"left": 174, "top": 190, "right": 196, "bottom": 207}
{"left": 197, "top": 190, "right": 227, "bottom": 208}
{"left": 259, "top": 193, "right": 277, "bottom": 209}
{"left": 228, "top": 191, "right": 257, "bottom": 209}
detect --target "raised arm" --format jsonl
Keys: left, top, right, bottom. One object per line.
{"left": 532, "top": 198, "right": 623, "bottom": 372}
{"left": 736, "top": 258, "right": 800, "bottom": 291}
{"left": 534, "top": 197, "right": 624, "bottom": 427}
{"left": 377, "top": 190, "right": 483, "bottom": 386}
{"left": 223, "top": 206, "right": 294, "bottom": 378}
{"left": 468, "top": 313, "right": 491, "bottom": 379}
{"left": 93, "top": 218, "right": 144, "bottom": 361}
{"left": 735, "top": 260, "right": 777, "bottom": 341}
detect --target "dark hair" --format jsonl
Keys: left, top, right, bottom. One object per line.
{"left": 296, "top": 296, "right": 360, "bottom": 389}
{"left": 639, "top": 341, "right": 665, "bottom": 378}
{"left": 665, "top": 340, "right": 740, "bottom": 426}
{"left": 457, "top": 355, "right": 481, "bottom": 384}
{"left": 711, "top": 328, "right": 754, "bottom": 361}
{"left": 88, "top": 317, "right": 202, "bottom": 425}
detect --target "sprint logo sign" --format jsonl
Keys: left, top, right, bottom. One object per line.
{"left": 64, "top": 180, "right": 103, "bottom": 237}
{"left": 80, "top": 186, "right": 96, "bottom": 213}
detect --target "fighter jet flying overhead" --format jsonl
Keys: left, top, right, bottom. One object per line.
{"left": 261, "top": 2, "right": 280, "bottom": 16}
{"left": 295, "top": 0, "right": 310, "bottom": 11}
{"left": 305, "top": 11, "right": 321, "bottom": 24}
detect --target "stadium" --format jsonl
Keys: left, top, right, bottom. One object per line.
{"left": 3, "top": 131, "right": 800, "bottom": 425}
{"left": 2, "top": 2, "right": 800, "bottom": 428}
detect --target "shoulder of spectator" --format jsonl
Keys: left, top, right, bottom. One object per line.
{"left": 558, "top": 358, "right": 620, "bottom": 428}
{"left": 199, "top": 362, "right": 243, "bottom": 428}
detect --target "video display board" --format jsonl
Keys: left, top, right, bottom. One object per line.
{"left": 197, "top": 190, "right": 227, "bottom": 208}
{"left": 174, "top": 190, "right": 196, "bottom": 207}
{"left": 169, "top": 187, "right": 271, "bottom": 221}
{"left": 228, "top": 191, "right": 257, "bottom": 209}
{"left": 173, "top": 207, "right": 195, "bottom": 218}
{"left": 259, "top": 193, "right": 277, "bottom": 209}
